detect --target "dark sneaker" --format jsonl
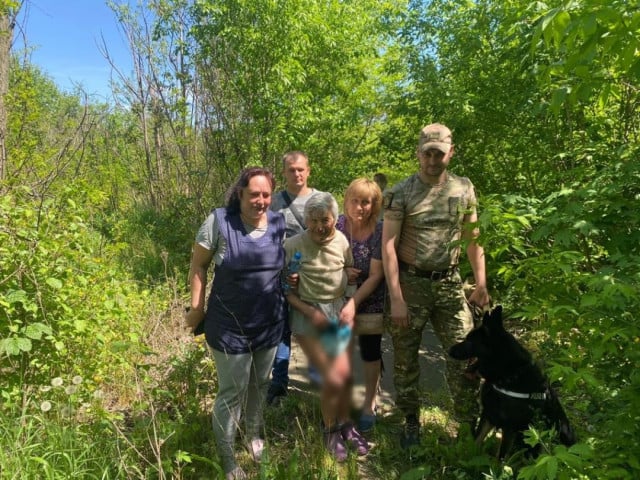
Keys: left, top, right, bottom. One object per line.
{"left": 358, "top": 413, "right": 376, "bottom": 433}
{"left": 400, "top": 415, "right": 421, "bottom": 449}
{"left": 266, "top": 384, "right": 287, "bottom": 406}
{"left": 324, "top": 428, "right": 348, "bottom": 462}
{"left": 341, "top": 422, "right": 369, "bottom": 455}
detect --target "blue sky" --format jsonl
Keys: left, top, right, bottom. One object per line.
{"left": 15, "top": 0, "right": 132, "bottom": 103}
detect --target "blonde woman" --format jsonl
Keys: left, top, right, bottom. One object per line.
{"left": 336, "top": 178, "right": 385, "bottom": 432}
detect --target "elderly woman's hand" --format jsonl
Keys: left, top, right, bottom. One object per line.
{"left": 286, "top": 272, "right": 300, "bottom": 290}
{"left": 345, "top": 267, "right": 361, "bottom": 285}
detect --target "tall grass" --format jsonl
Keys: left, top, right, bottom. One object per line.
{"left": 1, "top": 309, "right": 590, "bottom": 480}
{"left": 0, "top": 408, "right": 122, "bottom": 479}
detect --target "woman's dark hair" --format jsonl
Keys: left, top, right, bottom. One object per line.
{"left": 225, "top": 167, "right": 276, "bottom": 214}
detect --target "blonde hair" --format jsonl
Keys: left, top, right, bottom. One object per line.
{"left": 343, "top": 178, "right": 382, "bottom": 228}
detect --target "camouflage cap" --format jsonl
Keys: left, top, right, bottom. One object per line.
{"left": 418, "top": 123, "right": 452, "bottom": 154}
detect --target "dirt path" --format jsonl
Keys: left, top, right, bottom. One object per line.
{"left": 287, "top": 322, "right": 449, "bottom": 417}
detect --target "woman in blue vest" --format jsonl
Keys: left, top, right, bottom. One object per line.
{"left": 186, "top": 167, "right": 286, "bottom": 480}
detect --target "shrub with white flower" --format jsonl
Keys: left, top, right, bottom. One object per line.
{"left": 35, "top": 374, "right": 106, "bottom": 422}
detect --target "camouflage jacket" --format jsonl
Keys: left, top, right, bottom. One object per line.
{"left": 383, "top": 173, "right": 477, "bottom": 271}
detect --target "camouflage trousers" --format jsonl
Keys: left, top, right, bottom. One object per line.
{"left": 386, "top": 270, "right": 479, "bottom": 426}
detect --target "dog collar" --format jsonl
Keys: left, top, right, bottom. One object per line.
{"left": 493, "top": 384, "right": 548, "bottom": 401}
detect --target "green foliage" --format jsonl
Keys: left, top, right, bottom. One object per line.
{"left": 393, "top": 0, "right": 552, "bottom": 196}
{"left": 474, "top": 167, "right": 640, "bottom": 478}
{"left": 531, "top": 0, "right": 640, "bottom": 112}
{"left": 0, "top": 410, "right": 124, "bottom": 479}
{"left": 189, "top": 0, "right": 408, "bottom": 193}
{"left": 0, "top": 185, "right": 166, "bottom": 409}
{"left": 5, "top": 58, "right": 94, "bottom": 193}
{"left": 100, "top": 196, "right": 197, "bottom": 284}
{"left": 515, "top": 428, "right": 593, "bottom": 480}
{"left": 4, "top": 0, "right": 640, "bottom": 477}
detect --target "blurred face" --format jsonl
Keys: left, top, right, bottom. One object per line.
{"left": 418, "top": 147, "right": 452, "bottom": 179}
{"left": 283, "top": 156, "right": 311, "bottom": 191}
{"left": 239, "top": 175, "right": 272, "bottom": 221}
{"left": 305, "top": 210, "right": 336, "bottom": 245}
{"left": 346, "top": 194, "right": 373, "bottom": 224}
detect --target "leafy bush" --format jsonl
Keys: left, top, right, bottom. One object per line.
{"left": 472, "top": 154, "right": 640, "bottom": 478}
{"left": 0, "top": 185, "right": 166, "bottom": 410}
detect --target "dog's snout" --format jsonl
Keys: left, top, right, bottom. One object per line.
{"left": 448, "top": 341, "right": 473, "bottom": 360}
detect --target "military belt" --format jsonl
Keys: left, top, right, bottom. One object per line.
{"left": 398, "top": 261, "right": 455, "bottom": 281}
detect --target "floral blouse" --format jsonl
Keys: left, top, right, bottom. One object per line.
{"left": 336, "top": 215, "right": 385, "bottom": 314}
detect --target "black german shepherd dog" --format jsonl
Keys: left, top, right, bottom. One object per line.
{"left": 449, "top": 305, "right": 576, "bottom": 458}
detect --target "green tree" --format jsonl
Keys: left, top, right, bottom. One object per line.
{"left": 397, "top": 1, "right": 640, "bottom": 476}
{"left": 107, "top": 0, "right": 200, "bottom": 211}
{"left": 5, "top": 59, "right": 97, "bottom": 196}
{"left": 0, "top": 0, "right": 20, "bottom": 183}
{"left": 189, "top": 0, "right": 407, "bottom": 193}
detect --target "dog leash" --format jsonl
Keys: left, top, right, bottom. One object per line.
{"left": 492, "top": 384, "right": 548, "bottom": 401}
{"left": 467, "top": 299, "right": 492, "bottom": 327}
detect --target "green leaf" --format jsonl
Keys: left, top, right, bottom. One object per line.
{"left": 73, "top": 319, "right": 88, "bottom": 332}
{"left": 17, "top": 337, "right": 32, "bottom": 352}
{"left": 545, "top": 456, "right": 558, "bottom": 479}
{"left": 46, "top": 277, "right": 63, "bottom": 290}
{"left": 551, "top": 11, "right": 571, "bottom": 48}
{"left": 24, "top": 322, "right": 52, "bottom": 340}
{"left": 0, "top": 339, "right": 14, "bottom": 356}
{"left": 1, "top": 337, "right": 32, "bottom": 355}
{"left": 568, "top": 443, "right": 592, "bottom": 456}
{"left": 5, "top": 289, "right": 28, "bottom": 305}
{"left": 400, "top": 465, "right": 432, "bottom": 480}
{"left": 550, "top": 86, "right": 569, "bottom": 115}
{"left": 110, "top": 341, "right": 132, "bottom": 353}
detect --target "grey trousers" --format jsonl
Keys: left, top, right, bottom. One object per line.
{"left": 210, "top": 346, "right": 277, "bottom": 473}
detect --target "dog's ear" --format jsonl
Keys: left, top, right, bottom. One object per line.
{"left": 484, "top": 305, "right": 504, "bottom": 331}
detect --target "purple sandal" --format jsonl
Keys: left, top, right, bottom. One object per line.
{"left": 341, "top": 422, "right": 369, "bottom": 455}
{"left": 324, "top": 427, "right": 348, "bottom": 462}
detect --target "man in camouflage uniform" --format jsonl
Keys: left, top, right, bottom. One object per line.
{"left": 381, "top": 123, "right": 490, "bottom": 448}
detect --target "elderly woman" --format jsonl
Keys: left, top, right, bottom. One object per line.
{"left": 284, "top": 192, "right": 369, "bottom": 461}
{"left": 185, "top": 167, "right": 287, "bottom": 480}
{"left": 336, "top": 178, "right": 385, "bottom": 433}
